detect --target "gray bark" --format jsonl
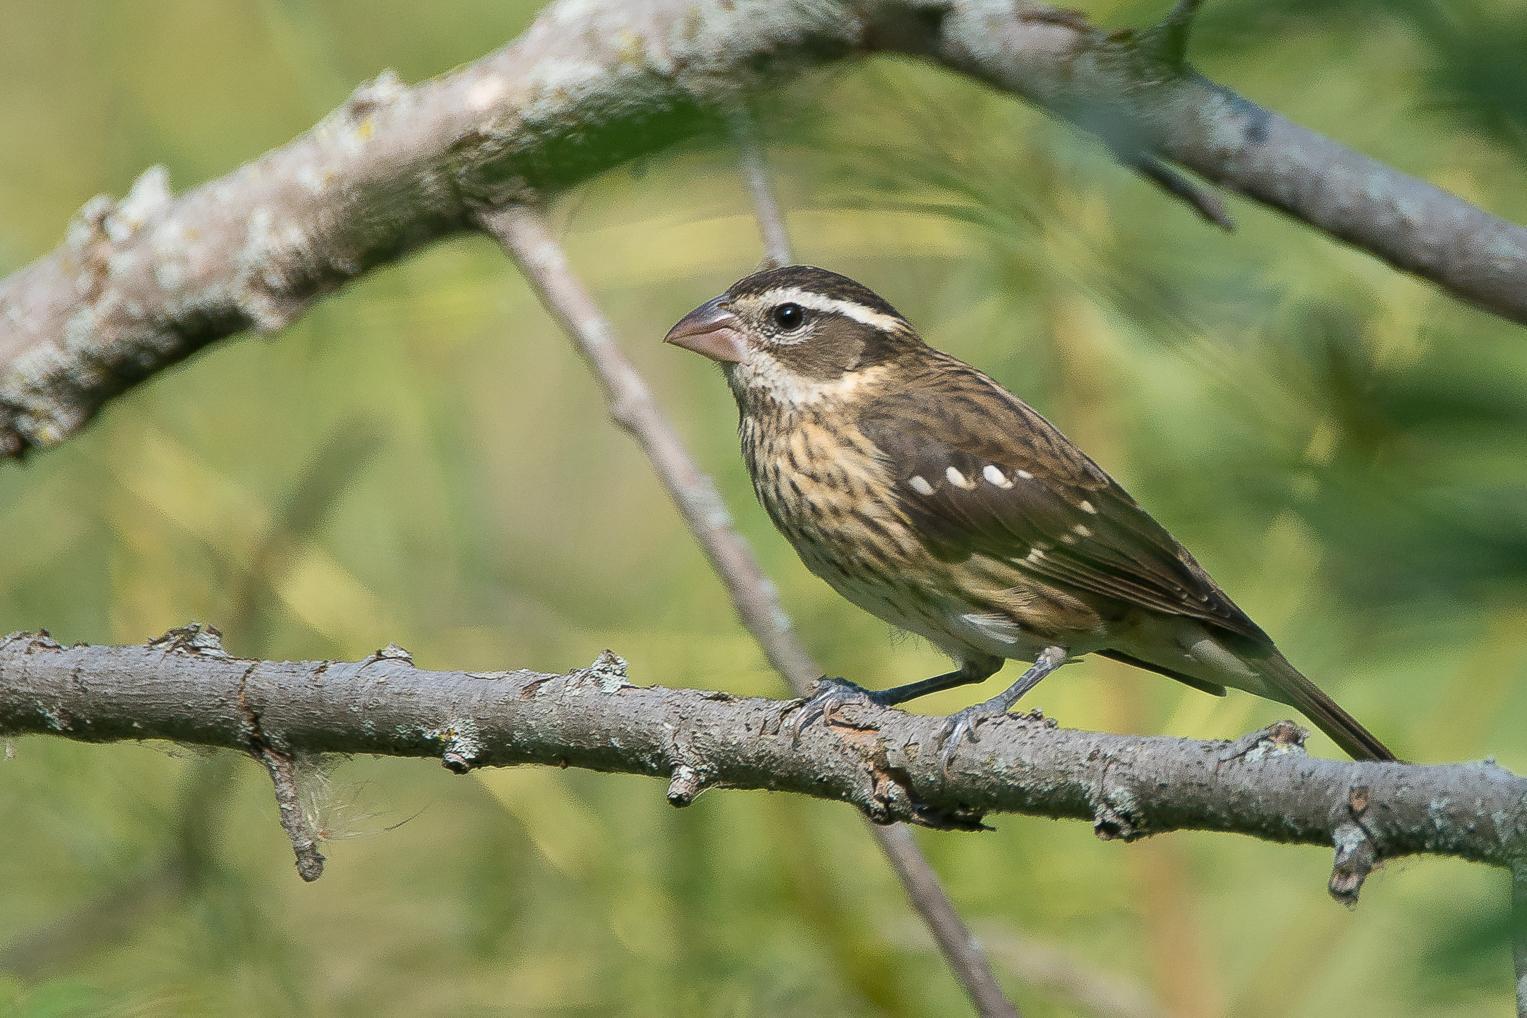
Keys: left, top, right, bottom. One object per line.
{"left": 4, "top": 0, "right": 1527, "bottom": 460}
{"left": 4, "top": 629, "right": 1525, "bottom": 891}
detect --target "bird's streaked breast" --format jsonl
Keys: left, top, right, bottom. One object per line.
{"left": 738, "top": 405, "right": 1089, "bottom": 659}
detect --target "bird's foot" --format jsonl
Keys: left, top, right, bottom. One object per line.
{"left": 780, "top": 676, "right": 886, "bottom": 744}
{"left": 936, "top": 701, "right": 1038, "bottom": 777}
{"left": 935, "top": 647, "right": 1065, "bottom": 776}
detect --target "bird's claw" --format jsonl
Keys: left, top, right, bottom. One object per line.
{"left": 936, "top": 703, "right": 1009, "bottom": 777}
{"left": 783, "top": 676, "right": 879, "bottom": 744}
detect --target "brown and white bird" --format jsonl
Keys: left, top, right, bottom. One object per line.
{"left": 665, "top": 265, "right": 1395, "bottom": 763}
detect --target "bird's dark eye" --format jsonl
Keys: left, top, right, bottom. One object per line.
{"left": 771, "top": 303, "right": 805, "bottom": 331}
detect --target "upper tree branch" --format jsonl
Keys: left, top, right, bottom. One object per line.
{"left": 3, "top": 630, "right": 1525, "bottom": 880}
{"left": 4, "top": 0, "right": 1526, "bottom": 459}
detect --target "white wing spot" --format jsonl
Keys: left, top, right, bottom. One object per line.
{"left": 1060, "top": 533, "right": 1078, "bottom": 544}
{"left": 908, "top": 475, "right": 935, "bottom": 496}
{"left": 1072, "top": 523, "right": 1093, "bottom": 538}
{"left": 1025, "top": 548, "right": 1045, "bottom": 562}
{"left": 982, "top": 464, "right": 1013, "bottom": 488}
{"left": 1016, "top": 469, "right": 1034, "bottom": 480}
{"left": 1078, "top": 499, "right": 1098, "bottom": 514}
{"left": 946, "top": 466, "right": 974, "bottom": 489}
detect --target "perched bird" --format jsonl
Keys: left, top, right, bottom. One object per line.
{"left": 665, "top": 265, "right": 1395, "bottom": 763}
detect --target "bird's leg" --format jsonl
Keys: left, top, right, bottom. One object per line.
{"left": 785, "top": 656, "right": 1003, "bottom": 743}
{"left": 872, "top": 655, "right": 1005, "bottom": 707}
{"left": 937, "top": 646, "right": 1068, "bottom": 775}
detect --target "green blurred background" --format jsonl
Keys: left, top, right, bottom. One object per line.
{"left": 3, "top": 1, "right": 1526, "bottom": 1015}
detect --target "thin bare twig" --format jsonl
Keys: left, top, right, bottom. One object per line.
{"left": 729, "top": 107, "right": 796, "bottom": 267}
{"left": 252, "top": 739, "right": 325, "bottom": 882}
{"left": 724, "top": 118, "right": 1050, "bottom": 1014}
{"left": 1126, "top": 156, "right": 1234, "bottom": 232}
{"left": 481, "top": 203, "right": 1019, "bottom": 1017}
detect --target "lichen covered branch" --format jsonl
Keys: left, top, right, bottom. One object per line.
{"left": 3, "top": 630, "right": 1525, "bottom": 876}
{"left": 6, "top": 0, "right": 1527, "bottom": 460}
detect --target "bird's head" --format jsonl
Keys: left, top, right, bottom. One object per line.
{"left": 665, "top": 265, "right": 920, "bottom": 411}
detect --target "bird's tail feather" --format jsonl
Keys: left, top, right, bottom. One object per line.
{"left": 1255, "top": 653, "right": 1396, "bottom": 762}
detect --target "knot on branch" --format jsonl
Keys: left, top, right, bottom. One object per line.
{"left": 1090, "top": 767, "right": 1146, "bottom": 842}
{"left": 362, "top": 643, "right": 414, "bottom": 668}
{"left": 854, "top": 729, "right": 987, "bottom": 831}
{"left": 65, "top": 194, "right": 116, "bottom": 259}
{"left": 664, "top": 720, "right": 715, "bottom": 807}
{"left": 1329, "top": 822, "right": 1376, "bottom": 906}
{"left": 583, "top": 650, "right": 630, "bottom": 693}
{"left": 111, "top": 166, "right": 173, "bottom": 243}
{"left": 434, "top": 720, "right": 484, "bottom": 774}
{"left": 0, "top": 427, "right": 24, "bottom": 461}
{"left": 666, "top": 762, "right": 714, "bottom": 807}
{"left": 1218, "top": 720, "right": 1307, "bottom": 765}
{"left": 1, "top": 630, "right": 63, "bottom": 654}
{"left": 148, "top": 623, "right": 228, "bottom": 659}
{"left": 344, "top": 68, "right": 405, "bottom": 120}
{"left": 64, "top": 165, "right": 173, "bottom": 261}
{"left": 1329, "top": 784, "right": 1378, "bottom": 906}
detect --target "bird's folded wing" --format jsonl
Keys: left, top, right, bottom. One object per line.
{"left": 857, "top": 367, "right": 1265, "bottom": 641}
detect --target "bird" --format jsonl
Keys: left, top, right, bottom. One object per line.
{"left": 664, "top": 264, "right": 1395, "bottom": 764}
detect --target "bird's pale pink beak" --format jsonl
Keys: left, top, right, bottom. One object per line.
{"left": 664, "top": 297, "right": 750, "bottom": 364}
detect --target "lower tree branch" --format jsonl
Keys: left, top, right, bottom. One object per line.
{"left": 4, "top": 630, "right": 1524, "bottom": 874}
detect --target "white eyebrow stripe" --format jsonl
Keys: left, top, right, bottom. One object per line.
{"left": 752, "top": 287, "right": 907, "bottom": 332}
